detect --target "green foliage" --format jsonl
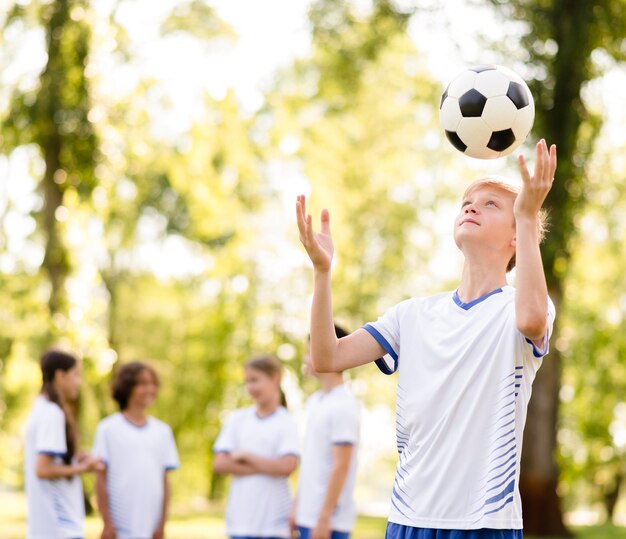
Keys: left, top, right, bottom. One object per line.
{"left": 267, "top": 0, "right": 455, "bottom": 330}
{"left": 1, "top": 0, "right": 625, "bottom": 522}
{"left": 489, "top": 0, "right": 626, "bottom": 284}
{"left": 3, "top": 0, "right": 98, "bottom": 193}
{"left": 557, "top": 139, "right": 626, "bottom": 517}
{"left": 160, "top": 0, "right": 236, "bottom": 43}
{"left": 487, "top": 0, "right": 626, "bottom": 531}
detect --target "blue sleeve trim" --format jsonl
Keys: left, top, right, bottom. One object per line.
{"left": 279, "top": 452, "right": 300, "bottom": 458}
{"left": 332, "top": 441, "right": 355, "bottom": 446}
{"left": 38, "top": 451, "right": 66, "bottom": 457}
{"left": 165, "top": 465, "right": 179, "bottom": 471}
{"left": 363, "top": 324, "right": 398, "bottom": 375}
{"left": 525, "top": 330, "right": 550, "bottom": 358}
{"left": 212, "top": 449, "right": 232, "bottom": 454}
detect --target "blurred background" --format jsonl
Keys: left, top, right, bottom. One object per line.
{"left": 1, "top": 0, "right": 625, "bottom": 537}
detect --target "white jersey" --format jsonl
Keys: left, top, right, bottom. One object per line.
{"left": 24, "top": 395, "right": 85, "bottom": 539}
{"left": 363, "top": 286, "right": 555, "bottom": 530}
{"left": 213, "top": 406, "right": 299, "bottom": 538}
{"left": 296, "top": 385, "right": 360, "bottom": 532}
{"left": 92, "top": 413, "right": 179, "bottom": 539}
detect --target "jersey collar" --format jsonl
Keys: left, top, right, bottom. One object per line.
{"left": 453, "top": 287, "right": 503, "bottom": 310}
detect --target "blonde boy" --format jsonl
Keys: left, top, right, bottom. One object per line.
{"left": 296, "top": 140, "right": 557, "bottom": 539}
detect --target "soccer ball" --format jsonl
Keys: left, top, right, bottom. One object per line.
{"left": 439, "top": 65, "right": 535, "bottom": 159}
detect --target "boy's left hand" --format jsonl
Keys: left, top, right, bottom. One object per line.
{"left": 515, "top": 139, "right": 557, "bottom": 219}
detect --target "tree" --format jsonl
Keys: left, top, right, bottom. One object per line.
{"left": 489, "top": 0, "right": 626, "bottom": 534}
{"left": 557, "top": 138, "right": 626, "bottom": 523}
{"left": 1, "top": 0, "right": 98, "bottom": 323}
{"left": 267, "top": 0, "right": 454, "bottom": 325}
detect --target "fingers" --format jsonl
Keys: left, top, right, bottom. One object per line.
{"left": 534, "top": 139, "right": 545, "bottom": 181}
{"left": 305, "top": 213, "right": 316, "bottom": 246}
{"left": 297, "top": 195, "right": 332, "bottom": 243}
{"left": 523, "top": 139, "right": 557, "bottom": 185}
{"left": 296, "top": 195, "right": 308, "bottom": 240}
{"left": 320, "top": 208, "right": 330, "bottom": 236}
{"left": 517, "top": 154, "right": 531, "bottom": 184}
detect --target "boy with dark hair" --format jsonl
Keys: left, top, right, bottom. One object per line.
{"left": 296, "top": 140, "right": 557, "bottom": 538}
{"left": 94, "top": 362, "right": 179, "bottom": 539}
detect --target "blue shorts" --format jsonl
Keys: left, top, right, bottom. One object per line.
{"left": 298, "top": 526, "right": 350, "bottom": 539}
{"left": 385, "top": 524, "right": 523, "bottom": 539}
{"left": 231, "top": 536, "right": 283, "bottom": 539}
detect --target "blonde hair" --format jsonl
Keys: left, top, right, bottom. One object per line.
{"left": 463, "top": 177, "right": 549, "bottom": 272}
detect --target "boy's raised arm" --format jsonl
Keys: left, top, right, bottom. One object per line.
{"left": 514, "top": 139, "right": 557, "bottom": 344}
{"left": 296, "top": 195, "right": 384, "bottom": 372}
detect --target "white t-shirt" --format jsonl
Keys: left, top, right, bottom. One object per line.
{"left": 92, "top": 413, "right": 180, "bottom": 539}
{"left": 296, "top": 385, "right": 360, "bottom": 532}
{"left": 363, "top": 286, "right": 555, "bottom": 530}
{"left": 213, "top": 406, "right": 300, "bottom": 538}
{"left": 24, "top": 395, "right": 85, "bottom": 539}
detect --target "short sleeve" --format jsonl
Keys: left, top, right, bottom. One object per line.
{"left": 276, "top": 414, "right": 300, "bottom": 458}
{"left": 36, "top": 404, "right": 67, "bottom": 456}
{"left": 363, "top": 300, "right": 406, "bottom": 375}
{"left": 524, "top": 295, "right": 556, "bottom": 358}
{"left": 163, "top": 426, "right": 180, "bottom": 471}
{"left": 213, "top": 412, "right": 237, "bottom": 453}
{"left": 330, "top": 398, "right": 360, "bottom": 446}
{"left": 92, "top": 421, "right": 108, "bottom": 464}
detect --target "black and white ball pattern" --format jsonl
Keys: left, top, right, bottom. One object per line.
{"left": 439, "top": 65, "right": 535, "bottom": 159}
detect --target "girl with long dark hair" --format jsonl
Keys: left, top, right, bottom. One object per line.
{"left": 24, "top": 349, "right": 102, "bottom": 539}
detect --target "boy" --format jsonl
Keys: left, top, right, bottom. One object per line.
{"left": 94, "top": 362, "right": 179, "bottom": 539}
{"left": 291, "top": 325, "right": 360, "bottom": 539}
{"left": 295, "top": 139, "right": 557, "bottom": 538}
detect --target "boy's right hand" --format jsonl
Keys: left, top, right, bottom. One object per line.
{"left": 296, "top": 195, "right": 334, "bottom": 273}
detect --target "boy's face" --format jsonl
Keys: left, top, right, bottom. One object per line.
{"left": 453, "top": 184, "right": 517, "bottom": 256}
{"left": 128, "top": 368, "right": 158, "bottom": 410}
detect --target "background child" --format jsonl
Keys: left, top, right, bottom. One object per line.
{"left": 292, "top": 324, "right": 361, "bottom": 539}
{"left": 93, "top": 361, "right": 179, "bottom": 539}
{"left": 213, "top": 355, "right": 299, "bottom": 539}
{"left": 295, "top": 140, "right": 557, "bottom": 538}
{"left": 24, "top": 349, "right": 102, "bottom": 539}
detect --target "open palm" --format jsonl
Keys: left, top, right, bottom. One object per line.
{"left": 296, "top": 195, "right": 334, "bottom": 273}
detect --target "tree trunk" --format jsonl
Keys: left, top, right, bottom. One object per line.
{"left": 41, "top": 142, "right": 67, "bottom": 316}
{"left": 604, "top": 471, "right": 623, "bottom": 523}
{"left": 37, "top": 0, "right": 71, "bottom": 318}
{"left": 517, "top": 1, "right": 598, "bottom": 534}
{"left": 520, "top": 287, "right": 571, "bottom": 536}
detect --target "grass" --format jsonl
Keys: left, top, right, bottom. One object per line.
{"left": 1, "top": 491, "right": 624, "bottom": 538}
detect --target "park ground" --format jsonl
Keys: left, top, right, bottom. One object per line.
{"left": 1, "top": 491, "right": 624, "bottom": 539}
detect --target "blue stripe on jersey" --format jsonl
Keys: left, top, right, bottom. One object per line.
{"left": 385, "top": 523, "right": 522, "bottom": 539}
{"left": 38, "top": 450, "right": 66, "bottom": 457}
{"left": 363, "top": 324, "right": 398, "bottom": 374}
{"left": 452, "top": 288, "right": 503, "bottom": 310}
